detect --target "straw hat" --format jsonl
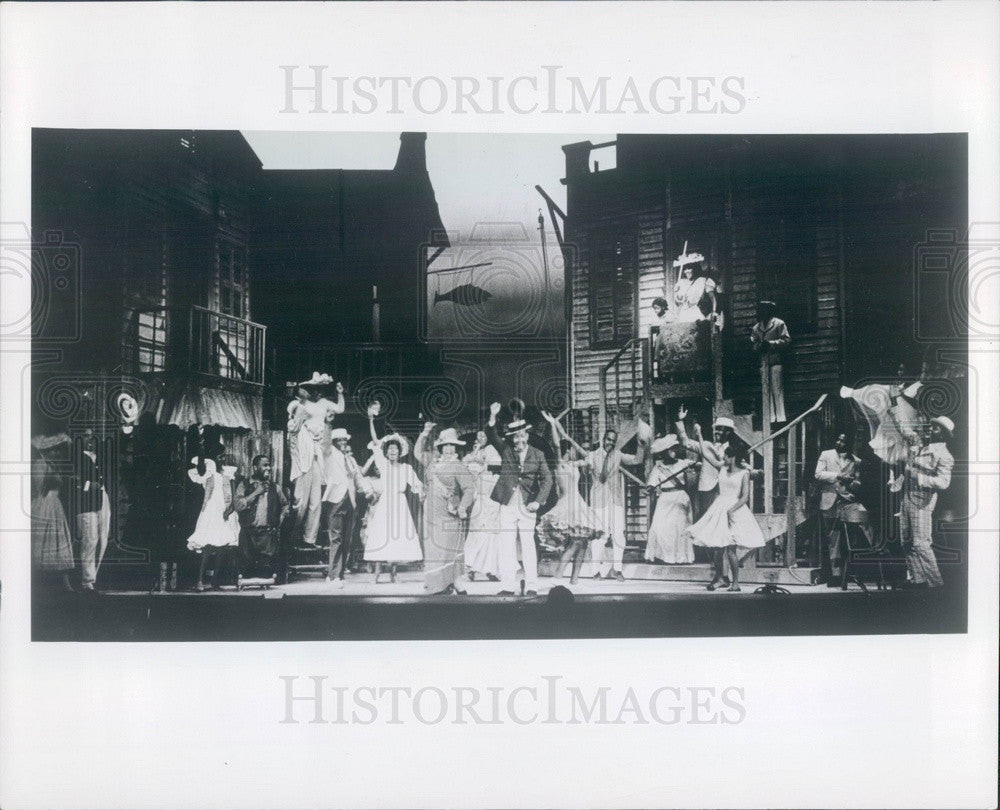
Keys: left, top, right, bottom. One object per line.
{"left": 504, "top": 418, "right": 531, "bottom": 438}
{"left": 330, "top": 427, "right": 351, "bottom": 441}
{"left": 380, "top": 433, "right": 410, "bottom": 457}
{"left": 930, "top": 416, "right": 954, "bottom": 437}
{"left": 712, "top": 416, "right": 735, "bottom": 430}
{"left": 650, "top": 434, "right": 680, "bottom": 456}
{"left": 434, "top": 428, "right": 466, "bottom": 448}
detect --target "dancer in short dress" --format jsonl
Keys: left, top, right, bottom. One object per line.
{"left": 463, "top": 430, "right": 503, "bottom": 582}
{"left": 363, "top": 408, "right": 423, "bottom": 582}
{"left": 539, "top": 411, "right": 606, "bottom": 584}
{"left": 186, "top": 455, "right": 241, "bottom": 591}
{"left": 686, "top": 444, "right": 765, "bottom": 591}
{"left": 644, "top": 435, "right": 696, "bottom": 564}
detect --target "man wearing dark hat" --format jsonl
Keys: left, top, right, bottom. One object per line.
{"left": 416, "top": 425, "right": 477, "bottom": 594}
{"left": 485, "top": 402, "right": 553, "bottom": 596}
{"left": 750, "top": 301, "right": 791, "bottom": 423}
{"left": 898, "top": 416, "right": 954, "bottom": 589}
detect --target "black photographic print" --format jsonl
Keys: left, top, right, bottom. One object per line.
{"left": 27, "top": 129, "right": 972, "bottom": 641}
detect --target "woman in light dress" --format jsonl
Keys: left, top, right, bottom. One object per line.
{"left": 644, "top": 435, "right": 696, "bottom": 564}
{"left": 463, "top": 430, "right": 502, "bottom": 582}
{"left": 186, "top": 454, "right": 241, "bottom": 591}
{"left": 539, "top": 411, "right": 607, "bottom": 585}
{"left": 363, "top": 409, "right": 423, "bottom": 583}
{"left": 686, "top": 443, "right": 766, "bottom": 592}
{"left": 30, "top": 434, "right": 75, "bottom": 591}
{"left": 672, "top": 258, "right": 717, "bottom": 323}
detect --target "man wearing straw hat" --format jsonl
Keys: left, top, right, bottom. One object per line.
{"left": 485, "top": 402, "right": 553, "bottom": 596}
{"left": 321, "top": 427, "right": 367, "bottom": 586}
{"left": 286, "top": 372, "right": 345, "bottom": 545}
{"left": 898, "top": 415, "right": 955, "bottom": 589}
{"left": 418, "top": 425, "right": 477, "bottom": 594}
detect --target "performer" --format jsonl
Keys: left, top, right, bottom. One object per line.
{"left": 814, "top": 433, "right": 872, "bottom": 584}
{"left": 417, "top": 426, "right": 476, "bottom": 594}
{"left": 287, "top": 373, "right": 345, "bottom": 545}
{"left": 72, "top": 430, "right": 112, "bottom": 593}
{"left": 686, "top": 444, "right": 766, "bottom": 592}
{"left": 898, "top": 416, "right": 954, "bottom": 589}
{"left": 750, "top": 300, "right": 791, "bottom": 423}
{"left": 672, "top": 248, "right": 718, "bottom": 323}
{"left": 186, "top": 452, "right": 240, "bottom": 591}
{"left": 644, "top": 435, "right": 696, "bottom": 564}
{"left": 30, "top": 433, "right": 75, "bottom": 591}
{"left": 485, "top": 402, "right": 553, "bottom": 597}
{"left": 462, "top": 430, "right": 503, "bottom": 582}
{"left": 539, "top": 411, "right": 607, "bottom": 585}
{"left": 578, "top": 428, "right": 645, "bottom": 582}
{"left": 320, "top": 427, "right": 367, "bottom": 586}
{"left": 363, "top": 407, "right": 423, "bottom": 583}
{"left": 233, "top": 455, "right": 289, "bottom": 583}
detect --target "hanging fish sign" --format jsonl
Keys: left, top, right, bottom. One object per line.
{"left": 433, "top": 283, "right": 493, "bottom": 307}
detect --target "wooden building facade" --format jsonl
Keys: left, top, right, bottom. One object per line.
{"left": 556, "top": 134, "right": 967, "bottom": 575}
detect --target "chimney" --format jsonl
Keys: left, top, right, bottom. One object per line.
{"left": 562, "top": 140, "right": 593, "bottom": 182}
{"left": 394, "top": 132, "right": 428, "bottom": 173}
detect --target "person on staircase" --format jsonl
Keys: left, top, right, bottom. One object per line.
{"left": 750, "top": 300, "right": 791, "bottom": 424}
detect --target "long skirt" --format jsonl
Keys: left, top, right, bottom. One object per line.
{"left": 363, "top": 492, "right": 423, "bottom": 562}
{"left": 464, "top": 492, "right": 502, "bottom": 577}
{"left": 31, "top": 492, "right": 75, "bottom": 572}
{"left": 645, "top": 489, "right": 694, "bottom": 563}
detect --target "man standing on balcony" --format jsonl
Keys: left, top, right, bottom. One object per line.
{"left": 750, "top": 300, "right": 791, "bottom": 424}
{"left": 485, "top": 402, "right": 552, "bottom": 597}
{"left": 287, "top": 373, "right": 345, "bottom": 545}
{"left": 582, "top": 428, "right": 645, "bottom": 582}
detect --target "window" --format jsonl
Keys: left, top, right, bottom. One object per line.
{"left": 589, "top": 227, "right": 637, "bottom": 347}
{"left": 217, "top": 240, "right": 248, "bottom": 319}
{"left": 215, "top": 238, "right": 251, "bottom": 380}
{"left": 757, "top": 212, "right": 818, "bottom": 334}
{"left": 122, "top": 228, "right": 168, "bottom": 373}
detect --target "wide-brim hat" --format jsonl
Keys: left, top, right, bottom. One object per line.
{"left": 330, "top": 428, "right": 351, "bottom": 441}
{"left": 380, "top": 433, "right": 410, "bottom": 457}
{"left": 434, "top": 428, "right": 466, "bottom": 448}
{"left": 930, "top": 416, "right": 954, "bottom": 436}
{"left": 712, "top": 417, "right": 735, "bottom": 430}
{"left": 504, "top": 419, "right": 531, "bottom": 438}
{"left": 673, "top": 251, "right": 705, "bottom": 268}
{"left": 651, "top": 434, "right": 680, "bottom": 455}
{"left": 31, "top": 433, "right": 71, "bottom": 451}
{"left": 298, "top": 371, "right": 334, "bottom": 388}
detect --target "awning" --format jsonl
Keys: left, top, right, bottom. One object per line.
{"left": 155, "top": 382, "right": 262, "bottom": 432}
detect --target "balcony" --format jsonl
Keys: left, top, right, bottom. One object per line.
{"left": 124, "top": 305, "right": 266, "bottom": 387}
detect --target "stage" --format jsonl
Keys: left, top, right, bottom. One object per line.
{"left": 30, "top": 566, "right": 967, "bottom": 642}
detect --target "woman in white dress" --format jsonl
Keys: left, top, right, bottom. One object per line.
{"left": 186, "top": 455, "right": 240, "bottom": 591}
{"left": 644, "top": 435, "right": 696, "bottom": 564}
{"left": 672, "top": 260, "right": 717, "bottom": 323}
{"left": 463, "top": 430, "right": 502, "bottom": 582}
{"left": 30, "top": 435, "right": 75, "bottom": 591}
{"left": 364, "top": 411, "right": 423, "bottom": 583}
{"left": 539, "top": 411, "right": 607, "bottom": 584}
{"left": 686, "top": 443, "right": 766, "bottom": 591}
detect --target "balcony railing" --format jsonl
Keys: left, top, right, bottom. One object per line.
{"left": 188, "top": 306, "right": 266, "bottom": 386}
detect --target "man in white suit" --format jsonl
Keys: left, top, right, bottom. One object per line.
{"left": 814, "top": 432, "right": 871, "bottom": 583}
{"left": 898, "top": 416, "right": 954, "bottom": 589}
